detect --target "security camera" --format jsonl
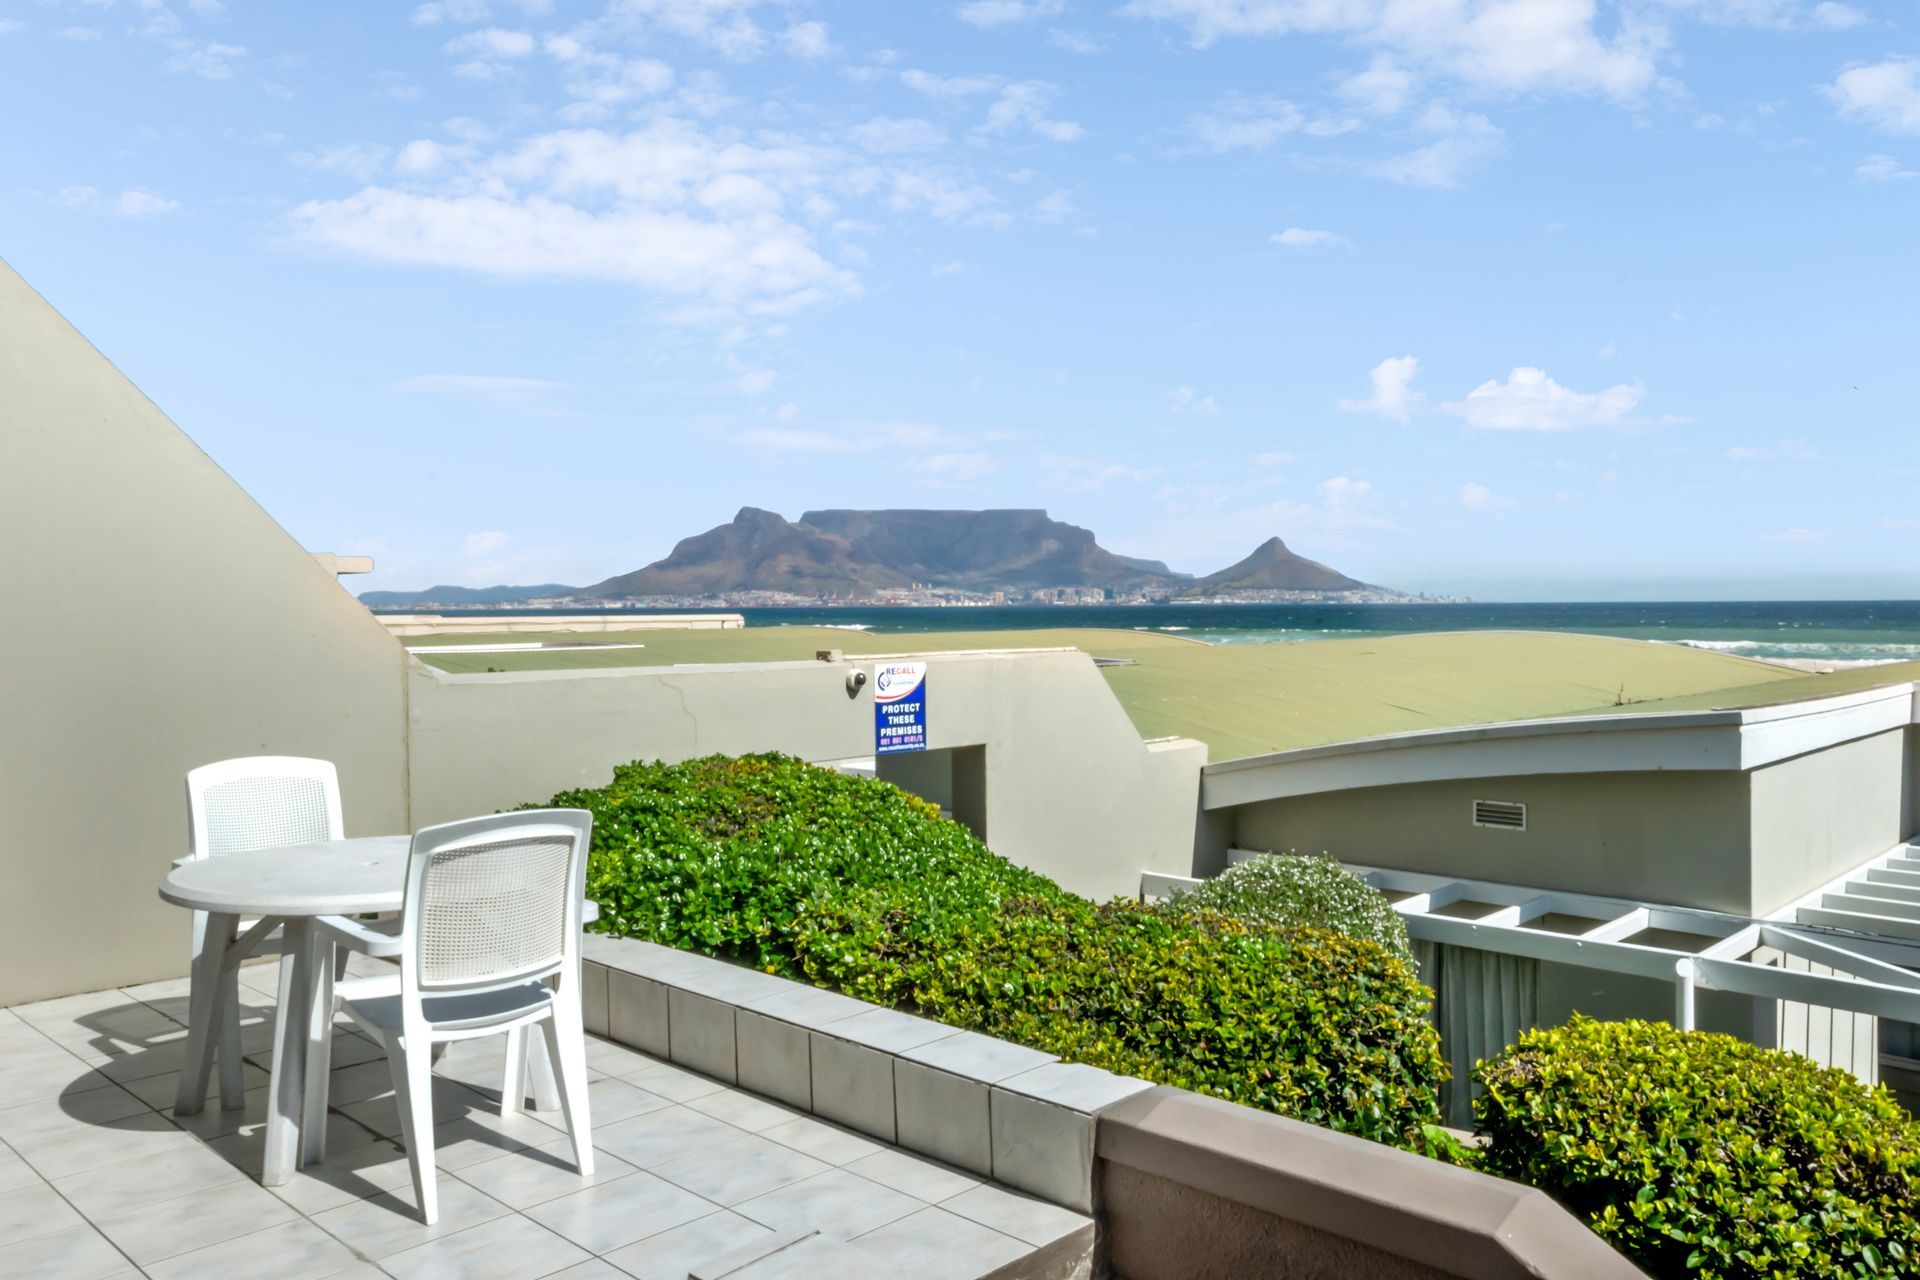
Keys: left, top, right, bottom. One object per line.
{"left": 846, "top": 669, "right": 868, "bottom": 698}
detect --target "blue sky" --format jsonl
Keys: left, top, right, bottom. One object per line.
{"left": 3, "top": 0, "right": 1917, "bottom": 599}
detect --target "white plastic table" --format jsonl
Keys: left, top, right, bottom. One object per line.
{"left": 159, "top": 836, "right": 409, "bottom": 1186}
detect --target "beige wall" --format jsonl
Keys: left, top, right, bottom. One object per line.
{"left": 0, "top": 261, "right": 409, "bottom": 1006}
{"left": 406, "top": 651, "right": 1207, "bottom": 903}
{"left": 1231, "top": 771, "right": 1755, "bottom": 913}
{"left": 1749, "top": 728, "right": 1911, "bottom": 915}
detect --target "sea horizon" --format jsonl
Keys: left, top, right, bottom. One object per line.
{"left": 383, "top": 599, "right": 1920, "bottom": 667}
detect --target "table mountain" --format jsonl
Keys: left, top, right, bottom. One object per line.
{"left": 585, "top": 507, "right": 1179, "bottom": 598}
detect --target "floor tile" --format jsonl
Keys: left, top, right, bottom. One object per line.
{"left": 582, "top": 1037, "right": 669, "bottom": 1079}
{"left": 759, "top": 1116, "right": 889, "bottom": 1167}
{"left": 0, "top": 1179, "right": 87, "bottom": 1247}
{"left": 718, "top": 1233, "right": 870, "bottom": 1280}
{"left": 940, "top": 1183, "right": 1089, "bottom": 1247}
{"left": 123, "top": 1060, "right": 266, "bottom": 1111}
{"left": 0, "top": 1143, "right": 43, "bottom": 1194}
{"left": 0, "top": 1220, "right": 133, "bottom": 1280}
{"left": 616, "top": 1059, "right": 730, "bottom": 1103}
{"left": 91, "top": 1179, "right": 298, "bottom": 1266}
{"left": 0, "top": 1045, "right": 112, "bottom": 1109}
{"left": 600, "top": 1210, "right": 775, "bottom": 1280}
{"left": 310, "top": 1175, "right": 511, "bottom": 1258}
{"left": 528, "top": 1075, "right": 672, "bottom": 1130}
{"left": 52, "top": 1142, "right": 249, "bottom": 1219}
{"left": 683, "top": 1088, "right": 801, "bottom": 1134}
{"left": 337, "top": 1074, "right": 492, "bottom": 1139}
{"left": 0, "top": 1080, "right": 147, "bottom": 1146}
{"left": 259, "top": 1136, "right": 418, "bottom": 1217}
{"left": 10, "top": 1109, "right": 190, "bottom": 1180}
{"left": 142, "top": 1218, "right": 361, "bottom": 1280}
{"left": 380, "top": 1213, "right": 593, "bottom": 1280}
{"left": 426, "top": 1108, "right": 557, "bottom": 1171}
{"left": 593, "top": 1105, "right": 742, "bottom": 1169}
{"left": 524, "top": 1170, "right": 715, "bottom": 1255}
{"left": 735, "top": 1167, "right": 924, "bottom": 1241}
{"left": 451, "top": 1136, "right": 634, "bottom": 1209}
{"left": 650, "top": 1134, "right": 830, "bottom": 1207}
{"left": 542, "top": 1261, "right": 631, "bottom": 1280}
{"left": 843, "top": 1148, "right": 981, "bottom": 1203}
{"left": 844, "top": 1205, "right": 1030, "bottom": 1279}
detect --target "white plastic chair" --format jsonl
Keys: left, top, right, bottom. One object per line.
{"left": 177, "top": 756, "right": 369, "bottom": 1115}
{"left": 306, "top": 810, "right": 596, "bottom": 1224}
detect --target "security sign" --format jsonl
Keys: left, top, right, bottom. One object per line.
{"left": 873, "top": 661, "right": 928, "bottom": 755}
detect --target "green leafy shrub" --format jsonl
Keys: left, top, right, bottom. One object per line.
{"left": 1474, "top": 1016, "right": 1920, "bottom": 1279}
{"left": 1162, "top": 852, "right": 1413, "bottom": 962}
{"left": 550, "top": 752, "right": 1446, "bottom": 1147}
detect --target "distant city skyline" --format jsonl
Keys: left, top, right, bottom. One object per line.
{"left": 3, "top": 1, "right": 1916, "bottom": 600}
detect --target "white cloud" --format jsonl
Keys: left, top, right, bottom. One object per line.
{"left": 1047, "top": 28, "right": 1106, "bottom": 53}
{"left": 1811, "top": 2, "right": 1866, "bottom": 29}
{"left": 288, "top": 120, "right": 860, "bottom": 317}
{"left": 1374, "top": 106, "right": 1504, "bottom": 188}
{"left": 850, "top": 116, "right": 947, "bottom": 154}
{"left": 1186, "top": 95, "right": 1308, "bottom": 152}
{"left": 447, "top": 26, "right": 535, "bottom": 77}
{"left": 1338, "top": 355, "right": 1422, "bottom": 422}
{"left": 606, "top": 0, "right": 773, "bottom": 59}
{"left": 1120, "top": 0, "right": 1661, "bottom": 99}
{"left": 782, "top": 21, "right": 830, "bottom": 58}
{"left": 929, "top": 259, "right": 969, "bottom": 276}
{"left": 113, "top": 190, "right": 181, "bottom": 217}
{"left": 1338, "top": 57, "right": 1415, "bottom": 116}
{"left": 1253, "top": 451, "right": 1293, "bottom": 466}
{"left": 1041, "top": 454, "right": 1162, "bottom": 491}
{"left": 1727, "top": 439, "right": 1818, "bottom": 461}
{"left": 1443, "top": 366, "right": 1644, "bottom": 430}
{"left": 465, "top": 530, "right": 511, "bottom": 555}
{"left": 292, "top": 143, "right": 394, "bottom": 183}
{"left": 412, "top": 1, "right": 493, "bottom": 25}
{"left": 55, "top": 187, "right": 181, "bottom": 218}
{"left": 901, "top": 68, "right": 1002, "bottom": 99}
{"left": 1761, "top": 526, "right": 1834, "bottom": 544}
{"left": 165, "top": 41, "right": 245, "bottom": 80}
{"left": 1856, "top": 153, "right": 1915, "bottom": 181}
{"left": 956, "top": 0, "right": 1065, "bottom": 27}
{"left": 0, "top": 18, "right": 24, "bottom": 36}
{"left": 979, "top": 82, "right": 1084, "bottom": 142}
{"left": 57, "top": 27, "right": 103, "bottom": 42}
{"left": 1459, "top": 482, "right": 1516, "bottom": 512}
{"left": 396, "top": 374, "right": 571, "bottom": 400}
{"left": 1271, "top": 227, "right": 1343, "bottom": 249}
{"left": 1033, "top": 189, "right": 1076, "bottom": 222}
{"left": 1827, "top": 58, "right": 1920, "bottom": 135}
{"left": 544, "top": 36, "right": 675, "bottom": 119}
{"left": 1165, "top": 387, "right": 1218, "bottom": 414}
{"left": 737, "top": 368, "right": 777, "bottom": 393}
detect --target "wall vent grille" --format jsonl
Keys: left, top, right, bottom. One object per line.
{"left": 1472, "top": 799, "right": 1527, "bottom": 831}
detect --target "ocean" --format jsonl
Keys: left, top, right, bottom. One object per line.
{"left": 439, "top": 600, "right": 1920, "bottom": 666}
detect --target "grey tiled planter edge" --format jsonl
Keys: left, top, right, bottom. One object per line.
{"left": 579, "top": 933, "right": 1152, "bottom": 1213}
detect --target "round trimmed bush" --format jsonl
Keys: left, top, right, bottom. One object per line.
{"left": 1474, "top": 1016, "right": 1920, "bottom": 1279}
{"left": 550, "top": 753, "right": 1446, "bottom": 1148}
{"left": 1162, "top": 852, "right": 1413, "bottom": 962}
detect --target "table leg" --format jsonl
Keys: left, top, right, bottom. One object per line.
{"left": 174, "top": 910, "right": 237, "bottom": 1117}
{"left": 263, "top": 918, "right": 316, "bottom": 1187}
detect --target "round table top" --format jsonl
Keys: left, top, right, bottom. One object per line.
{"left": 159, "top": 835, "right": 411, "bottom": 917}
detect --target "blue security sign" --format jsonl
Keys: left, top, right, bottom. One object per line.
{"left": 873, "top": 661, "right": 928, "bottom": 755}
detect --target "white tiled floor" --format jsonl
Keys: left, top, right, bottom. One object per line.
{"left": 0, "top": 957, "right": 1088, "bottom": 1279}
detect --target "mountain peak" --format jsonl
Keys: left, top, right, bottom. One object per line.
{"left": 1187, "top": 535, "right": 1369, "bottom": 593}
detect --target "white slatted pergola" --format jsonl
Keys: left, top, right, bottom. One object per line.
{"left": 1141, "top": 846, "right": 1920, "bottom": 1036}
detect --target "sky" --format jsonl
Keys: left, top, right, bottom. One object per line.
{"left": 3, "top": 0, "right": 1918, "bottom": 600}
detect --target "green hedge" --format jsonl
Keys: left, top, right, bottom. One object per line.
{"left": 1475, "top": 1016, "right": 1920, "bottom": 1279}
{"left": 1163, "top": 852, "right": 1413, "bottom": 963}
{"left": 552, "top": 753, "right": 1446, "bottom": 1147}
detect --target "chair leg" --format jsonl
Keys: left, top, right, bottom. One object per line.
{"left": 392, "top": 1039, "right": 441, "bottom": 1224}
{"left": 301, "top": 943, "right": 336, "bottom": 1165}
{"left": 500, "top": 1026, "right": 526, "bottom": 1118}
{"left": 542, "top": 993, "right": 594, "bottom": 1178}
{"left": 526, "top": 1029, "right": 561, "bottom": 1112}
{"left": 175, "top": 910, "right": 231, "bottom": 1116}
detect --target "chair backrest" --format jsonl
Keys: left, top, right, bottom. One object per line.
{"left": 399, "top": 810, "right": 593, "bottom": 999}
{"left": 186, "top": 756, "right": 344, "bottom": 859}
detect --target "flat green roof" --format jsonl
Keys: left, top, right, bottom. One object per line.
{"left": 410, "top": 625, "right": 1849, "bottom": 762}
